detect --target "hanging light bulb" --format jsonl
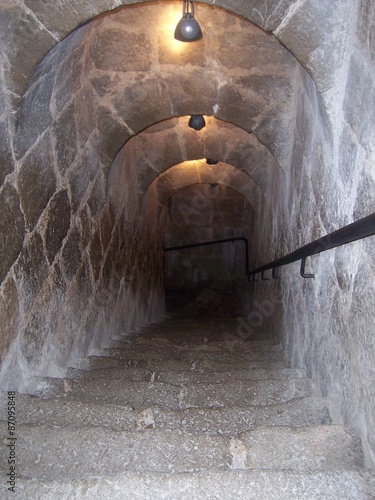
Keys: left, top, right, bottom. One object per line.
{"left": 174, "top": 1, "right": 202, "bottom": 42}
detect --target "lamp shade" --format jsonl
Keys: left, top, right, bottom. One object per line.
{"left": 174, "top": 2, "right": 202, "bottom": 42}
{"left": 188, "top": 115, "right": 205, "bottom": 130}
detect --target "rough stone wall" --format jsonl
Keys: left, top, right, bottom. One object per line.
{"left": 248, "top": 0, "right": 375, "bottom": 468}
{"left": 0, "top": 0, "right": 374, "bottom": 470}
{"left": 3, "top": 1, "right": 294, "bottom": 387}
{"left": 0, "top": 19, "right": 166, "bottom": 389}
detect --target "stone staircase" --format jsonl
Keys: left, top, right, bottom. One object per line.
{"left": 1, "top": 318, "right": 374, "bottom": 499}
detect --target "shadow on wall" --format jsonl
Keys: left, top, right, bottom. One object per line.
{"left": 163, "top": 183, "right": 254, "bottom": 317}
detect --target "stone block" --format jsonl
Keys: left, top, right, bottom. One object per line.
{"left": 165, "top": 68, "right": 217, "bottom": 118}
{"left": 87, "top": 174, "right": 106, "bottom": 217}
{"left": 113, "top": 78, "right": 171, "bottom": 134}
{"left": 100, "top": 206, "right": 115, "bottom": 252}
{"left": 0, "top": 182, "right": 25, "bottom": 284}
{"left": 52, "top": 103, "right": 77, "bottom": 175}
{"left": 217, "top": 31, "right": 290, "bottom": 71}
{"left": 91, "top": 74, "right": 119, "bottom": 99}
{"left": 0, "top": 121, "right": 13, "bottom": 187}
{"left": 156, "top": 175, "right": 177, "bottom": 206}
{"left": 253, "top": 112, "right": 291, "bottom": 165}
{"left": 52, "top": 262, "right": 67, "bottom": 294}
{"left": 75, "top": 85, "right": 96, "bottom": 144}
{"left": 0, "top": 277, "right": 19, "bottom": 361}
{"left": 0, "top": 6, "right": 55, "bottom": 97}
{"left": 89, "top": 229, "right": 103, "bottom": 281}
{"left": 212, "top": 0, "right": 295, "bottom": 31}
{"left": 61, "top": 227, "right": 82, "bottom": 281}
{"left": 96, "top": 107, "right": 131, "bottom": 163}
{"left": 274, "top": 0, "right": 349, "bottom": 92}
{"left": 343, "top": 56, "right": 375, "bottom": 149}
{"left": 217, "top": 84, "right": 259, "bottom": 133}
{"left": 14, "top": 71, "right": 55, "bottom": 159}
{"left": 19, "top": 299, "right": 50, "bottom": 367}
{"left": 78, "top": 206, "right": 92, "bottom": 249}
{"left": 357, "top": 0, "right": 375, "bottom": 63}
{"left": 69, "top": 151, "right": 98, "bottom": 213}
{"left": 164, "top": 163, "right": 200, "bottom": 190}
{"left": 44, "top": 190, "right": 71, "bottom": 265}
{"left": 24, "top": 0, "right": 114, "bottom": 39}
{"left": 75, "top": 257, "right": 93, "bottom": 299}
{"left": 158, "top": 34, "right": 205, "bottom": 67}
{"left": 54, "top": 38, "right": 85, "bottom": 114}
{"left": 17, "top": 134, "right": 56, "bottom": 231}
{"left": 14, "top": 231, "right": 49, "bottom": 314}
{"left": 241, "top": 425, "right": 364, "bottom": 470}
{"left": 101, "top": 243, "right": 115, "bottom": 290}
{"left": 93, "top": 28, "right": 152, "bottom": 72}
{"left": 132, "top": 127, "right": 184, "bottom": 182}
{"left": 353, "top": 174, "right": 375, "bottom": 221}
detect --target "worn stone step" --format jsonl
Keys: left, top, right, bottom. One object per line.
{"left": 138, "top": 398, "right": 332, "bottom": 434}
{"left": 4, "top": 469, "right": 374, "bottom": 500}
{"left": 81, "top": 355, "right": 289, "bottom": 372}
{"left": 110, "top": 338, "right": 281, "bottom": 353}
{"left": 0, "top": 424, "right": 363, "bottom": 481}
{"left": 60, "top": 378, "right": 313, "bottom": 410}
{"left": 98, "top": 345, "right": 285, "bottom": 365}
{"left": 237, "top": 426, "right": 364, "bottom": 471}
{"left": 69, "top": 365, "right": 306, "bottom": 383}
{"left": 0, "top": 426, "right": 230, "bottom": 480}
{"left": 21, "top": 365, "right": 307, "bottom": 398}
{"left": 0, "top": 395, "right": 135, "bottom": 429}
{"left": 77, "top": 365, "right": 304, "bottom": 382}
{"left": 0, "top": 394, "right": 331, "bottom": 433}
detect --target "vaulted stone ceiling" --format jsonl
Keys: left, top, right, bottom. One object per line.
{"left": 2, "top": 1, "right": 375, "bottom": 469}
{"left": 0, "top": 1, "right": 351, "bottom": 364}
{"left": 4, "top": 1, "right": 329, "bottom": 248}
{"left": 1, "top": 1, "right": 345, "bottom": 235}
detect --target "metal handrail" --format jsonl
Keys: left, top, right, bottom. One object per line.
{"left": 164, "top": 237, "right": 250, "bottom": 275}
{"left": 248, "top": 212, "right": 375, "bottom": 279}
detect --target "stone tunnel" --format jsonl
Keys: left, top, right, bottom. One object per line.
{"left": 0, "top": 0, "right": 374, "bottom": 471}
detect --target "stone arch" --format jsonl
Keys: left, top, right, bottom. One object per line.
{"left": 141, "top": 160, "right": 261, "bottom": 217}
{"left": 0, "top": 0, "right": 336, "bottom": 391}
{"left": 14, "top": 2, "right": 302, "bottom": 169}
{"left": 3, "top": 0, "right": 346, "bottom": 99}
{"left": 108, "top": 116, "right": 282, "bottom": 211}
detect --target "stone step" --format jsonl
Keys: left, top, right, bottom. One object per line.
{"left": 126, "top": 320, "right": 276, "bottom": 344}
{"left": 0, "top": 395, "right": 331, "bottom": 433}
{"left": 0, "top": 425, "right": 363, "bottom": 481}
{"left": 237, "top": 426, "right": 364, "bottom": 471}
{"left": 81, "top": 355, "right": 289, "bottom": 372}
{"left": 98, "top": 346, "right": 285, "bottom": 365}
{"left": 60, "top": 378, "right": 313, "bottom": 410}
{"left": 138, "top": 398, "right": 332, "bottom": 434}
{"left": 109, "top": 338, "right": 281, "bottom": 353}
{"left": 69, "top": 365, "right": 306, "bottom": 383}
{"left": 22, "top": 366, "right": 307, "bottom": 398}
{"left": 7, "top": 470, "right": 374, "bottom": 500}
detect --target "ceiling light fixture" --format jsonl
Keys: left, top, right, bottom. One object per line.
{"left": 188, "top": 115, "right": 206, "bottom": 130}
{"left": 174, "top": 1, "right": 202, "bottom": 42}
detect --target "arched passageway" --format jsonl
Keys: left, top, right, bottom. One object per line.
{"left": 0, "top": 0, "right": 374, "bottom": 468}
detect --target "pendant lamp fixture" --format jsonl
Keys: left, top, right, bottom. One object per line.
{"left": 174, "top": 1, "right": 202, "bottom": 42}
{"left": 188, "top": 115, "right": 206, "bottom": 130}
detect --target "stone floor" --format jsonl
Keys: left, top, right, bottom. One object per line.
{"left": 1, "top": 316, "right": 374, "bottom": 499}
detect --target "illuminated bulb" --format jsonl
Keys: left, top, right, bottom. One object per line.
{"left": 174, "top": 1, "right": 202, "bottom": 42}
